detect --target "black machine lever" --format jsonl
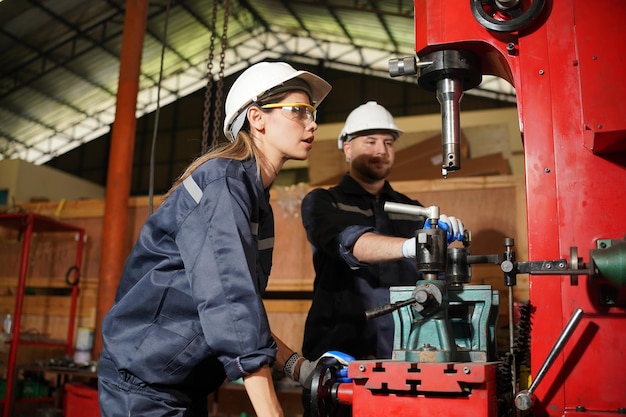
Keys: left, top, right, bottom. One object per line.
{"left": 365, "top": 297, "right": 416, "bottom": 320}
{"left": 365, "top": 282, "right": 443, "bottom": 320}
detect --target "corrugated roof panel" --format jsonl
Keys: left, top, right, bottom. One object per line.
{"left": 251, "top": 1, "right": 302, "bottom": 30}
{"left": 292, "top": 3, "right": 346, "bottom": 39}
{"left": 0, "top": 107, "right": 32, "bottom": 139}
{"left": 0, "top": 0, "right": 515, "bottom": 164}
{"left": 0, "top": 35, "right": 38, "bottom": 76}
{"left": 335, "top": 9, "right": 395, "bottom": 50}
{"left": 68, "top": 54, "right": 121, "bottom": 96}
{"left": 16, "top": 84, "right": 83, "bottom": 130}
{"left": 385, "top": 15, "right": 417, "bottom": 52}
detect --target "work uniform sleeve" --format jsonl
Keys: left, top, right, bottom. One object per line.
{"left": 301, "top": 189, "right": 375, "bottom": 269}
{"left": 176, "top": 173, "right": 276, "bottom": 381}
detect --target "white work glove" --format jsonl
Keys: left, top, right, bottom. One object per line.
{"left": 402, "top": 237, "right": 416, "bottom": 259}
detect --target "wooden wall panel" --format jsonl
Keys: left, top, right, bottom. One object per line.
{"left": 0, "top": 175, "right": 528, "bottom": 355}
{"left": 270, "top": 184, "right": 315, "bottom": 290}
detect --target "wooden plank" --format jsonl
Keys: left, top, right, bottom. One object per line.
{"left": 0, "top": 276, "right": 99, "bottom": 341}
{"left": 263, "top": 300, "right": 311, "bottom": 313}
{"left": 307, "top": 140, "right": 346, "bottom": 185}
{"left": 267, "top": 311, "right": 309, "bottom": 356}
{"left": 3, "top": 175, "right": 529, "bottom": 354}
{"left": 266, "top": 279, "right": 313, "bottom": 292}
{"left": 14, "top": 196, "right": 155, "bottom": 220}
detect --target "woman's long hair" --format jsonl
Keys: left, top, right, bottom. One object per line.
{"left": 162, "top": 131, "right": 257, "bottom": 201}
{"left": 162, "top": 89, "right": 296, "bottom": 201}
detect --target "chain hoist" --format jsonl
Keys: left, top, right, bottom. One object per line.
{"left": 202, "top": 0, "right": 230, "bottom": 154}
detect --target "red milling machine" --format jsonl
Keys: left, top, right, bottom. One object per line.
{"left": 310, "top": 1, "right": 626, "bottom": 416}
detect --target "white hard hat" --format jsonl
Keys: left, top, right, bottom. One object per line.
{"left": 337, "top": 101, "right": 403, "bottom": 149}
{"left": 223, "top": 61, "right": 332, "bottom": 142}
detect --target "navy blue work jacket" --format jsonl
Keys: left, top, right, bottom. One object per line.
{"left": 99, "top": 158, "right": 276, "bottom": 398}
{"left": 301, "top": 174, "right": 425, "bottom": 360}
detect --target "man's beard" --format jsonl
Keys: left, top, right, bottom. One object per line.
{"left": 352, "top": 155, "right": 392, "bottom": 182}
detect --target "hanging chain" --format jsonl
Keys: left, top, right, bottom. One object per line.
{"left": 211, "top": 0, "right": 230, "bottom": 148}
{"left": 202, "top": 1, "right": 220, "bottom": 154}
{"left": 202, "top": 0, "right": 230, "bottom": 153}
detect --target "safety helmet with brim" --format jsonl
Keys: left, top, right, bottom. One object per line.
{"left": 337, "top": 101, "right": 403, "bottom": 149}
{"left": 224, "top": 61, "right": 332, "bottom": 142}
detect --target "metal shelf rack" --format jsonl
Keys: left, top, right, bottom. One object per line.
{"left": 0, "top": 213, "right": 85, "bottom": 417}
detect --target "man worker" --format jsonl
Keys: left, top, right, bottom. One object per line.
{"left": 299, "top": 101, "right": 464, "bottom": 415}
{"left": 301, "top": 101, "right": 464, "bottom": 362}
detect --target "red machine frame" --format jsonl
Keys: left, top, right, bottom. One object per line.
{"left": 320, "top": 2, "right": 626, "bottom": 417}
{"left": 412, "top": 1, "right": 626, "bottom": 415}
{"left": 335, "top": 361, "right": 499, "bottom": 417}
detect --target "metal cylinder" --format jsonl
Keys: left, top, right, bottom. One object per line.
{"left": 591, "top": 240, "right": 626, "bottom": 287}
{"left": 416, "top": 49, "right": 481, "bottom": 178}
{"left": 446, "top": 247, "right": 471, "bottom": 284}
{"left": 416, "top": 228, "right": 448, "bottom": 273}
{"left": 437, "top": 77, "right": 463, "bottom": 175}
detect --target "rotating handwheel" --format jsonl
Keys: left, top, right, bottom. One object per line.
{"left": 471, "top": 0, "right": 546, "bottom": 32}
{"left": 310, "top": 357, "right": 341, "bottom": 417}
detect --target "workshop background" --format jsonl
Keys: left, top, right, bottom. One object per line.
{"left": 1, "top": 1, "right": 524, "bottom": 417}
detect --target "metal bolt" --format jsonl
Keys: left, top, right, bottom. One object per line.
{"left": 506, "top": 42, "right": 517, "bottom": 56}
{"left": 576, "top": 405, "right": 587, "bottom": 412}
{"left": 463, "top": 366, "right": 471, "bottom": 374}
{"left": 539, "top": 69, "right": 545, "bottom": 75}
{"left": 544, "top": 168, "right": 551, "bottom": 173}
{"left": 501, "top": 260, "right": 514, "bottom": 273}
{"left": 414, "top": 290, "right": 428, "bottom": 303}
{"left": 359, "top": 364, "right": 366, "bottom": 372}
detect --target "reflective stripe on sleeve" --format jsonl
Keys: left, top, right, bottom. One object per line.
{"left": 258, "top": 237, "right": 274, "bottom": 251}
{"left": 183, "top": 176, "right": 203, "bottom": 204}
{"left": 335, "top": 202, "right": 373, "bottom": 217}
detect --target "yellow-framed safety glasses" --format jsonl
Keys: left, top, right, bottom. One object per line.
{"left": 260, "top": 102, "right": 317, "bottom": 125}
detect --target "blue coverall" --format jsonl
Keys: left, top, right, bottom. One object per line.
{"left": 98, "top": 158, "right": 277, "bottom": 417}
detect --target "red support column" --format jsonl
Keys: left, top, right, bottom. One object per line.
{"left": 94, "top": 0, "right": 149, "bottom": 356}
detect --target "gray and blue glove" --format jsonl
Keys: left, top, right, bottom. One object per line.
{"left": 427, "top": 214, "right": 464, "bottom": 244}
{"left": 295, "top": 351, "right": 355, "bottom": 388}
{"left": 402, "top": 215, "right": 465, "bottom": 259}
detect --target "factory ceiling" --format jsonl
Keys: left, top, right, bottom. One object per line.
{"left": 0, "top": 0, "right": 516, "bottom": 166}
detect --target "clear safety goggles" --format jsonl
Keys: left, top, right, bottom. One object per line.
{"left": 260, "top": 102, "right": 317, "bottom": 125}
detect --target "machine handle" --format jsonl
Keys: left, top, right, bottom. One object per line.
{"left": 365, "top": 297, "right": 416, "bottom": 320}
{"left": 383, "top": 201, "right": 439, "bottom": 220}
{"left": 470, "top": 0, "right": 546, "bottom": 32}
{"left": 514, "top": 308, "right": 584, "bottom": 411}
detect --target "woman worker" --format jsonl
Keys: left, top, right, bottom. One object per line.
{"left": 98, "top": 61, "right": 332, "bottom": 417}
